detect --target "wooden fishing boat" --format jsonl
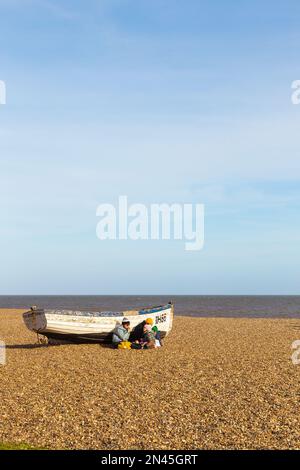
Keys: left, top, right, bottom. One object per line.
{"left": 23, "top": 303, "right": 174, "bottom": 344}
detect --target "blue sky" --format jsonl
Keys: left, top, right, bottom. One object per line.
{"left": 0, "top": 0, "right": 299, "bottom": 294}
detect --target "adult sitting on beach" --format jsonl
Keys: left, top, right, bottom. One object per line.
{"left": 131, "top": 318, "right": 161, "bottom": 349}
{"left": 112, "top": 318, "right": 131, "bottom": 347}
{"left": 129, "top": 317, "right": 152, "bottom": 343}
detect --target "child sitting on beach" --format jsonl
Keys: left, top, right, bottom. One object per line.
{"left": 145, "top": 318, "right": 162, "bottom": 348}
{"left": 152, "top": 325, "right": 162, "bottom": 347}
{"left": 141, "top": 324, "right": 156, "bottom": 349}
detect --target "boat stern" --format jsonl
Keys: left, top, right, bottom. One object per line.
{"left": 23, "top": 307, "right": 47, "bottom": 333}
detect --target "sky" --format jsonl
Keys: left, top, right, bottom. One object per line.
{"left": 0, "top": 0, "right": 300, "bottom": 294}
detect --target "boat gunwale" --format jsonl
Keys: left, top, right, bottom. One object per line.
{"left": 23, "top": 303, "right": 173, "bottom": 320}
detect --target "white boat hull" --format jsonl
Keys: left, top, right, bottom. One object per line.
{"left": 23, "top": 304, "right": 174, "bottom": 344}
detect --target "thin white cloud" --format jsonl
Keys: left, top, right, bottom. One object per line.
{"left": 191, "top": 182, "right": 300, "bottom": 207}
{"left": 0, "top": 0, "right": 76, "bottom": 19}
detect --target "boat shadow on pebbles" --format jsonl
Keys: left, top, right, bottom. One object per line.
{"left": 6, "top": 338, "right": 113, "bottom": 350}
{"left": 47, "top": 338, "right": 115, "bottom": 348}
{"left": 5, "top": 342, "right": 54, "bottom": 350}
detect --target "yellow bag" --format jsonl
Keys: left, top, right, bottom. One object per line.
{"left": 118, "top": 341, "right": 132, "bottom": 350}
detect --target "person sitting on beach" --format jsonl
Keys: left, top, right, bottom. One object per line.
{"left": 128, "top": 317, "right": 161, "bottom": 349}
{"left": 131, "top": 317, "right": 153, "bottom": 348}
{"left": 152, "top": 325, "right": 162, "bottom": 347}
{"left": 144, "top": 318, "right": 162, "bottom": 347}
{"left": 112, "top": 318, "right": 131, "bottom": 347}
{"left": 140, "top": 323, "right": 156, "bottom": 349}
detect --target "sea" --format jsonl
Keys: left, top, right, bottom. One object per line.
{"left": 0, "top": 295, "right": 300, "bottom": 318}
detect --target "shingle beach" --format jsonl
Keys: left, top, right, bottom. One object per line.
{"left": 0, "top": 309, "right": 300, "bottom": 449}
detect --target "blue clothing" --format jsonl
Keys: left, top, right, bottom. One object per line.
{"left": 112, "top": 325, "right": 130, "bottom": 344}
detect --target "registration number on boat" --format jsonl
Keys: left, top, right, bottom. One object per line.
{"left": 155, "top": 313, "right": 167, "bottom": 324}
